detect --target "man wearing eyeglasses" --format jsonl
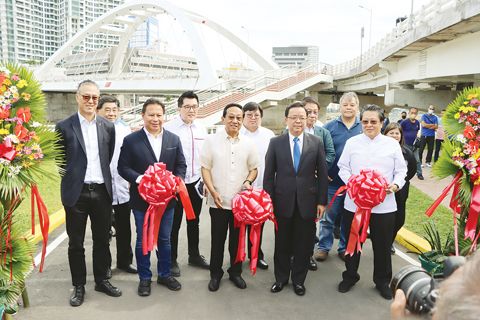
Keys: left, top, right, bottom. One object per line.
{"left": 240, "top": 101, "right": 275, "bottom": 271}
{"left": 164, "top": 91, "right": 209, "bottom": 277}
{"left": 264, "top": 101, "right": 328, "bottom": 296}
{"left": 56, "top": 80, "right": 121, "bottom": 307}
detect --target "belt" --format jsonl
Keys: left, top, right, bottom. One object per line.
{"left": 83, "top": 183, "right": 104, "bottom": 191}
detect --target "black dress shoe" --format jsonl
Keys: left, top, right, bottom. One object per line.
{"left": 308, "top": 256, "right": 318, "bottom": 271}
{"left": 106, "top": 268, "right": 112, "bottom": 279}
{"left": 257, "top": 259, "right": 268, "bottom": 270}
{"left": 188, "top": 255, "right": 210, "bottom": 269}
{"left": 138, "top": 280, "right": 151, "bottom": 297}
{"left": 293, "top": 284, "right": 306, "bottom": 296}
{"left": 94, "top": 280, "right": 122, "bottom": 297}
{"left": 69, "top": 285, "right": 85, "bottom": 307}
{"left": 229, "top": 275, "right": 247, "bottom": 289}
{"left": 270, "top": 282, "right": 286, "bottom": 293}
{"left": 171, "top": 261, "right": 181, "bottom": 277}
{"left": 376, "top": 284, "right": 393, "bottom": 300}
{"left": 338, "top": 280, "right": 356, "bottom": 293}
{"left": 118, "top": 264, "right": 137, "bottom": 274}
{"left": 157, "top": 276, "right": 182, "bottom": 291}
{"left": 208, "top": 278, "right": 221, "bottom": 292}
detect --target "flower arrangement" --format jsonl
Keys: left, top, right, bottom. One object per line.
{"left": 0, "top": 63, "right": 62, "bottom": 315}
{"left": 427, "top": 87, "right": 480, "bottom": 258}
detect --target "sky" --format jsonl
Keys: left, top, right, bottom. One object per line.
{"left": 127, "top": 0, "right": 431, "bottom": 69}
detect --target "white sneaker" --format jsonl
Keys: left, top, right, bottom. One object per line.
{"left": 421, "top": 164, "right": 425, "bottom": 168}
{"left": 426, "top": 163, "right": 432, "bottom": 168}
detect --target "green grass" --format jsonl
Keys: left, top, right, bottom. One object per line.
{"left": 405, "top": 185, "right": 453, "bottom": 243}
{"left": 11, "top": 172, "right": 62, "bottom": 235}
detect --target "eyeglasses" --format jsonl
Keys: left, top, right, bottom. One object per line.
{"left": 361, "top": 120, "right": 379, "bottom": 125}
{"left": 245, "top": 113, "right": 261, "bottom": 119}
{"left": 287, "top": 116, "right": 307, "bottom": 121}
{"left": 181, "top": 105, "right": 199, "bottom": 111}
{"left": 80, "top": 95, "right": 99, "bottom": 103}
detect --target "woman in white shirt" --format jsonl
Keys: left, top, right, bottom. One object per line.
{"left": 337, "top": 104, "right": 407, "bottom": 300}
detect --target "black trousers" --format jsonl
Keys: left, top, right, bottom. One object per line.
{"left": 434, "top": 139, "right": 443, "bottom": 162}
{"left": 170, "top": 180, "right": 203, "bottom": 261}
{"left": 65, "top": 183, "right": 112, "bottom": 286}
{"left": 247, "top": 223, "right": 265, "bottom": 260}
{"left": 274, "top": 208, "right": 315, "bottom": 285}
{"left": 393, "top": 182, "right": 410, "bottom": 243}
{"left": 112, "top": 202, "right": 133, "bottom": 267}
{"left": 419, "top": 135, "right": 435, "bottom": 164}
{"left": 209, "top": 207, "right": 242, "bottom": 279}
{"left": 342, "top": 209, "right": 395, "bottom": 287}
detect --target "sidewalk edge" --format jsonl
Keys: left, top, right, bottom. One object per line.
{"left": 395, "top": 227, "right": 431, "bottom": 254}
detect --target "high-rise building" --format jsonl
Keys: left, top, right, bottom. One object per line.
{"left": 272, "top": 46, "right": 319, "bottom": 68}
{"left": 0, "top": 0, "right": 124, "bottom": 64}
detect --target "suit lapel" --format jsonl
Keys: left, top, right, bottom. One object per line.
{"left": 281, "top": 134, "right": 295, "bottom": 172}
{"left": 159, "top": 130, "right": 168, "bottom": 163}
{"left": 96, "top": 118, "right": 106, "bottom": 165}
{"left": 140, "top": 129, "right": 159, "bottom": 162}
{"left": 71, "top": 115, "right": 86, "bottom": 155}
{"left": 298, "top": 133, "right": 310, "bottom": 172}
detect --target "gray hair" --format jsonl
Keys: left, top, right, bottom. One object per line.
{"left": 434, "top": 251, "right": 480, "bottom": 320}
{"left": 339, "top": 92, "right": 359, "bottom": 106}
{"left": 77, "top": 80, "right": 99, "bottom": 93}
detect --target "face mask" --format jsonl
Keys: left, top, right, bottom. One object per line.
{"left": 428, "top": 109, "right": 434, "bottom": 114}
{"left": 401, "top": 115, "right": 406, "bottom": 119}
{"left": 409, "top": 114, "right": 416, "bottom": 120}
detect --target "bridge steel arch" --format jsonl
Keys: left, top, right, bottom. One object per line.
{"left": 35, "top": 0, "right": 276, "bottom": 88}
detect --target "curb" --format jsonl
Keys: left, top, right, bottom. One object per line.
{"left": 395, "top": 227, "right": 431, "bottom": 254}
{"left": 28, "top": 208, "right": 65, "bottom": 244}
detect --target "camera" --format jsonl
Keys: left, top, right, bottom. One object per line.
{"left": 390, "top": 256, "right": 466, "bottom": 314}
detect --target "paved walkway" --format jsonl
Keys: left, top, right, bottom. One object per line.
{"left": 409, "top": 165, "right": 452, "bottom": 208}
{"left": 16, "top": 204, "right": 416, "bottom": 320}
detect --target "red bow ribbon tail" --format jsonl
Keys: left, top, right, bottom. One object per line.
{"left": 426, "top": 171, "right": 462, "bottom": 217}
{"left": 328, "top": 185, "right": 347, "bottom": 210}
{"left": 345, "top": 209, "right": 364, "bottom": 256}
{"left": 176, "top": 178, "right": 196, "bottom": 220}
{"left": 359, "top": 209, "right": 372, "bottom": 244}
{"left": 465, "top": 184, "right": 480, "bottom": 241}
{"left": 248, "top": 224, "right": 262, "bottom": 275}
{"left": 235, "top": 222, "right": 247, "bottom": 264}
{"left": 31, "top": 185, "right": 50, "bottom": 272}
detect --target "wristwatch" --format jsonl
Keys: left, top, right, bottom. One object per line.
{"left": 243, "top": 179, "right": 252, "bottom": 185}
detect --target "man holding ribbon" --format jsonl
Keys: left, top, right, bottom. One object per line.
{"left": 264, "top": 101, "right": 328, "bottom": 296}
{"left": 337, "top": 104, "right": 407, "bottom": 300}
{"left": 200, "top": 103, "right": 259, "bottom": 292}
{"left": 118, "top": 98, "right": 186, "bottom": 296}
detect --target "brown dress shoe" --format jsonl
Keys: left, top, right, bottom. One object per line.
{"left": 314, "top": 250, "right": 328, "bottom": 262}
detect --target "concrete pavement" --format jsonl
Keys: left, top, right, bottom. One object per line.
{"left": 16, "top": 204, "right": 414, "bottom": 320}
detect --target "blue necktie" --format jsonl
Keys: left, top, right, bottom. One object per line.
{"left": 293, "top": 137, "right": 300, "bottom": 173}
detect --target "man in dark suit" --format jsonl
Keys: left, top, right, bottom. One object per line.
{"left": 118, "top": 98, "right": 186, "bottom": 297}
{"left": 56, "top": 80, "right": 121, "bottom": 307}
{"left": 264, "top": 101, "right": 328, "bottom": 296}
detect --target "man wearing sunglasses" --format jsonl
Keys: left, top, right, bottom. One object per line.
{"left": 56, "top": 80, "right": 121, "bottom": 307}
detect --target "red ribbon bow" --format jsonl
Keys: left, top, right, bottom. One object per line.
{"left": 232, "top": 188, "right": 276, "bottom": 275}
{"left": 137, "top": 162, "right": 195, "bottom": 256}
{"left": 0, "top": 138, "right": 17, "bottom": 161}
{"left": 342, "top": 169, "right": 388, "bottom": 256}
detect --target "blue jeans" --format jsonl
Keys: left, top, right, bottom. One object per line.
{"left": 317, "top": 185, "right": 347, "bottom": 253}
{"left": 133, "top": 207, "right": 174, "bottom": 280}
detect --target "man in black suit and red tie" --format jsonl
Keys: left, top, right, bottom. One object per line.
{"left": 55, "top": 80, "right": 122, "bottom": 307}
{"left": 118, "top": 98, "right": 186, "bottom": 297}
{"left": 263, "top": 101, "right": 329, "bottom": 296}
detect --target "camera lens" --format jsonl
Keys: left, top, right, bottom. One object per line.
{"left": 390, "top": 265, "right": 434, "bottom": 314}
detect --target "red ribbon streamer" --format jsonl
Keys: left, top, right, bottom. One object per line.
{"left": 465, "top": 185, "right": 480, "bottom": 241}
{"left": 138, "top": 163, "right": 195, "bottom": 256}
{"left": 232, "top": 188, "right": 276, "bottom": 275}
{"left": 30, "top": 184, "right": 50, "bottom": 272}
{"left": 425, "top": 171, "right": 462, "bottom": 217}
{"left": 344, "top": 169, "right": 388, "bottom": 256}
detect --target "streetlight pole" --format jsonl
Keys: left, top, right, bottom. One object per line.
{"left": 359, "top": 26, "right": 364, "bottom": 71}
{"left": 358, "top": 5, "right": 372, "bottom": 49}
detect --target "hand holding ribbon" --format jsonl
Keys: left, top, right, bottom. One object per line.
{"left": 232, "top": 188, "right": 276, "bottom": 275}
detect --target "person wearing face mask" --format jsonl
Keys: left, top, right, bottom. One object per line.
{"left": 419, "top": 105, "right": 438, "bottom": 168}
{"left": 401, "top": 107, "right": 423, "bottom": 180}
{"left": 397, "top": 111, "right": 407, "bottom": 124}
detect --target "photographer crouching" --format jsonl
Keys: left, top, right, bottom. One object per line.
{"left": 391, "top": 250, "right": 480, "bottom": 320}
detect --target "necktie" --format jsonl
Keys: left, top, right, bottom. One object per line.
{"left": 293, "top": 137, "right": 300, "bottom": 173}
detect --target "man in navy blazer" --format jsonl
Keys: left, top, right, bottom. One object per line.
{"left": 56, "top": 80, "right": 121, "bottom": 307}
{"left": 264, "top": 101, "right": 328, "bottom": 296}
{"left": 118, "top": 98, "right": 186, "bottom": 297}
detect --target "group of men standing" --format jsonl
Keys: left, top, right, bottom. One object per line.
{"left": 56, "top": 80, "right": 410, "bottom": 307}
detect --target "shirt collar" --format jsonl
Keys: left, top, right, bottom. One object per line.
{"left": 78, "top": 112, "right": 96, "bottom": 124}
{"left": 143, "top": 127, "right": 163, "bottom": 139}
{"left": 174, "top": 115, "right": 196, "bottom": 128}
{"left": 288, "top": 132, "right": 304, "bottom": 142}
{"left": 336, "top": 116, "right": 360, "bottom": 126}
{"left": 220, "top": 128, "right": 241, "bottom": 141}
